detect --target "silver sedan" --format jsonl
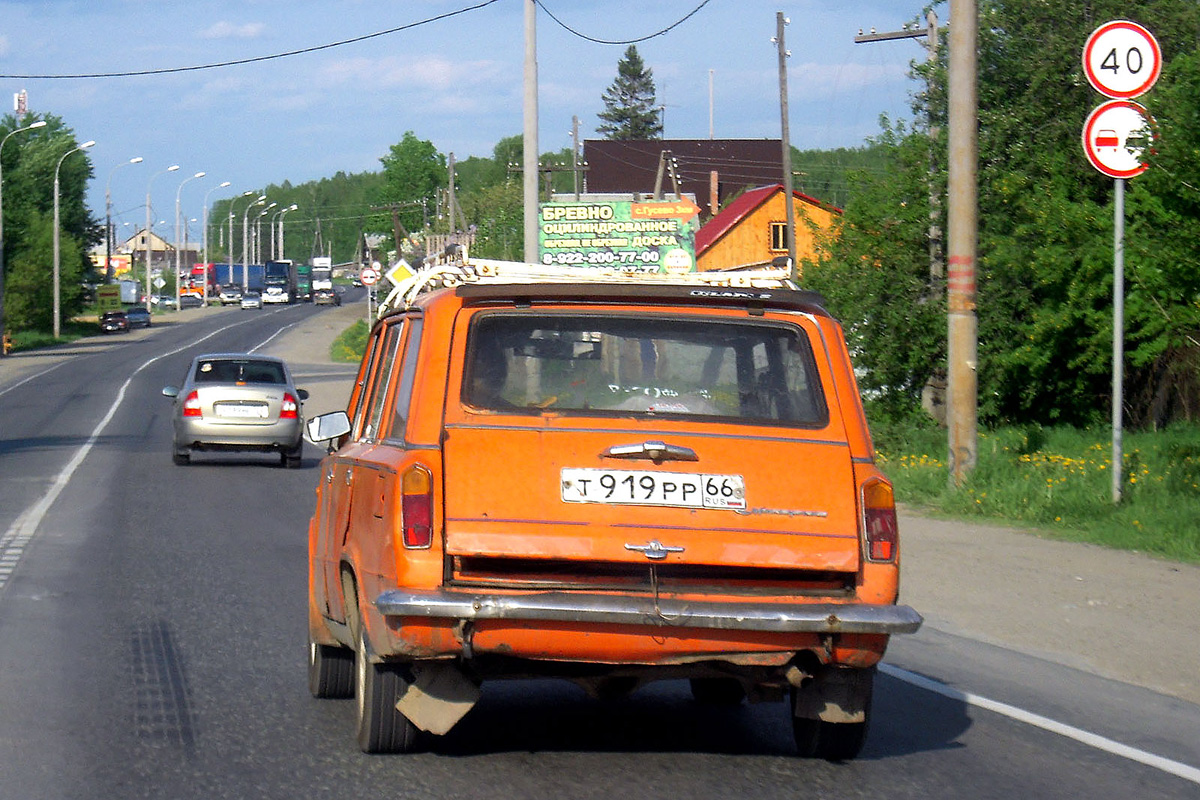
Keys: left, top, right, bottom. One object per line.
{"left": 162, "top": 353, "right": 308, "bottom": 467}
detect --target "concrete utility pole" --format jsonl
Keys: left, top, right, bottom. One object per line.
{"left": 774, "top": 12, "right": 797, "bottom": 278}
{"left": 946, "top": 0, "right": 979, "bottom": 485}
{"left": 522, "top": 0, "right": 539, "bottom": 264}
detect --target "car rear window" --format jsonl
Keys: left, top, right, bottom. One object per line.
{"left": 195, "top": 359, "right": 285, "bottom": 384}
{"left": 464, "top": 313, "right": 828, "bottom": 426}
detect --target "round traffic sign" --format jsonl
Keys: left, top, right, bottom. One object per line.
{"left": 359, "top": 267, "right": 379, "bottom": 286}
{"left": 1082, "top": 20, "right": 1161, "bottom": 99}
{"left": 1082, "top": 100, "right": 1153, "bottom": 179}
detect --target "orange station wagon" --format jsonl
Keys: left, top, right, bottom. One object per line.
{"left": 304, "top": 260, "right": 921, "bottom": 757}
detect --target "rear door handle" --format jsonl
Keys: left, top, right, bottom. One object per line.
{"left": 601, "top": 441, "right": 698, "bottom": 463}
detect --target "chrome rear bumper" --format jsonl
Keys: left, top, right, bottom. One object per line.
{"left": 375, "top": 589, "right": 923, "bottom": 635}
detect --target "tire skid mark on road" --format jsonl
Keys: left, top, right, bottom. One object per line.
{"left": 881, "top": 662, "right": 1200, "bottom": 785}
{"left": 131, "top": 618, "right": 197, "bottom": 753}
{"left": 0, "top": 315, "right": 296, "bottom": 596}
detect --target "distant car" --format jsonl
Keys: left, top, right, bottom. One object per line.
{"left": 241, "top": 291, "right": 263, "bottom": 309}
{"left": 99, "top": 310, "right": 130, "bottom": 334}
{"left": 124, "top": 306, "right": 152, "bottom": 328}
{"left": 219, "top": 285, "right": 243, "bottom": 306}
{"left": 262, "top": 286, "right": 290, "bottom": 304}
{"left": 161, "top": 353, "right": 308, "bottom": 467}
{"left": 179, "top": 294, "right": 203, "bottom": 309}
{"left": 312, "top": 287, "right": 341, "bottom": 306}
{"left": 150, "top": 295, "right": 177, "bottom": 309}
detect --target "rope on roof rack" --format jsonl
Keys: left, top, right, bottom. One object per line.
{"left": 374, "top": 247, "right": 799, "bottom": 318}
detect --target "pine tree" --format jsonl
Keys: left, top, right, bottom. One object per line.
{"left": 597, "top": 46, "right": 662, "bottom": 140}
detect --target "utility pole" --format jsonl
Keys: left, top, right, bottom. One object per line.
{"left": 946, "top": 0, "right": 979, "bottom": 485}
{"left": 522, "top": 0, "right": 539, "bottom": 264}
{"left": 571, "top": 115, "right": 581, "bottom": 201}
{"left": 774, "top": 12, "right": 797, "bottom": 278}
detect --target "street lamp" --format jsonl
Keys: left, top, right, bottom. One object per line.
{"left": 174, "top": 170, "right": 205, "bottom": 310}
{"left": 241, "top": 194, "right": 266, "bottom": 290}
{"left": 0, "top": 118, "right": 47, "bottom": 355}
{"left": 53, "top": 139, "right": 96, "bottom": 338}
{"left": 104, "top": 156, "right": 142, "bottom": 282}
{"left": 273, "top": 203, "right": 298, "bottom": 261}
{"left": 145, "top": 164, "right": 180, "bottom": 311}
{"left": 256, "top": 202, "right": 277, "bottom": 264}
{"left": 228, "top": 190, "right": 255, "bottom": 287}
{"left": 201, "top": 181, "right": 231, "bottom": 305}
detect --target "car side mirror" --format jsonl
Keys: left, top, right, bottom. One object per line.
{"left": 306, "top": 411, "right": 351, "bottom": 444}
{"left": 162, "top": 386, "right": 180, "bottom": 398}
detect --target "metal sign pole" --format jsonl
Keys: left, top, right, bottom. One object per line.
{"left": 1112, "top": 178, "right": 1125, "bottom": 504}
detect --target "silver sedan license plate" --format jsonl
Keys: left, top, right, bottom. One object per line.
{"left": 215, "top": 403, "right": 268, "bottom": 419}
{"left": 561, "top": 468, "right": 745, "bottom": 510}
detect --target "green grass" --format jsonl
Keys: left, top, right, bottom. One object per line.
{"left": 5, "top": 319, "right": 97, "bottom": 352}
{"left": 875, "top": 420, "right": 1200, "bottom": 564}
{"left": 330, "top": 319, "right": 368, "bottom": 363}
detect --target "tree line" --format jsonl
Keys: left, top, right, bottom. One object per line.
{"left": 803, "top": 0, "right": 1200, "bottom": 431}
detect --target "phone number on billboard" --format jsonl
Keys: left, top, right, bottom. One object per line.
{"left": 542, "top": 250, "right": 662, "bottom": 267}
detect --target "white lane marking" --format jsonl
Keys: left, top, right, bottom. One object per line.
{"left": 0, "top": 317, "right": 297, "bottom": 593}
{"left": 881, "top": 663, "right": 1200, "bottom": 785}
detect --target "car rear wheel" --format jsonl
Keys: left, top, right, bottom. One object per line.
{"left": 792, "top": 714, "right": 869, "bottom": 761}
{"left": 791, "top": 666, "right": 873, "bottom": 761}
{"left": 282, "top": 444, "right": 302, "bottom": 469}
{"left": 309, "top": 639, "right": 354, "bottom": 698}
{"left": 354, "top": 628, "right": 419, "bottom": 753}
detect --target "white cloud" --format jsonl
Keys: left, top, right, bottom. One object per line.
{"left": 318, "top": 54, "right": 509, "bottom": 94}
{"left": 199, "top": 21, "right": 267, "bottom": 40}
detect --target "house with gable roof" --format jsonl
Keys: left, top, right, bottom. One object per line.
{"left": 695, "top": 184, "right": 840, "bottom": 273}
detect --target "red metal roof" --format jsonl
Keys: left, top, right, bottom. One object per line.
{"left": 695, "top": 184, "right": 838, "bottom": 254}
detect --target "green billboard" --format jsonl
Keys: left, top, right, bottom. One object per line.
{"left": 538, "top": 198, "right": 700, "bottom": 273}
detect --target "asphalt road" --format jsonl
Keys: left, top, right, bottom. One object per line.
{"left": 0, "top": 297, "right": 1197, "bottom": 798}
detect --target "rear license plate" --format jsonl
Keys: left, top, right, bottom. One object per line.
{"left": 215, "top": 403, "right": 268, "bottom": 419}
{"left": 561, "top": 468, "right": 745, "bottom": 510}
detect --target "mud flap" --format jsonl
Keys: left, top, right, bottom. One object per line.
{"left": 395, "top": 663, "right": 482, "bottom": 735}
{"left": 791, "top": 665, "right": 874, "bottom": 724}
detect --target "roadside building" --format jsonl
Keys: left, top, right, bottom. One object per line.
{"left": 694, "top": 183, "right": 839, "bottom": 273}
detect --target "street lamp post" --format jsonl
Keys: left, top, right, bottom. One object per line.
{"left": 53, "top": 139, "right": 96, "bottom": 338}
{"left": 0, "top": 118, "right": 47, "bottom": 355}
{"left": 145, "top": 165, "right": 180, "bottom": 311}
{"left": 228, "top": 190, "right": 254, "bottom": 289}
{"left": 241, "top": 194, "right": 266, "bottom": 290}
{"left": 104, "top": 156, "right": 142, "bottom": 283}
{"left": 256, "top": 202, "right": 277, "bottom": 264}
{"left": 201, "top": 181, "right": 231, "bottom": 305}
{"left": 174, "top": 171, "right": 206, "bottom": 310}
{"left": 275, "top": 203, "right": 298, "bottom": 260}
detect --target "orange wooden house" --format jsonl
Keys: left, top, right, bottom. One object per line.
{"left": 695, "top": 184, "right": 840, "bottom": 273}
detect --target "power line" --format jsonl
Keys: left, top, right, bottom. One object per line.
{"left": 0, "top": 0, "right": 503, "bottom": 79}
{"left": 536, "top": 0, "right": 713, "bottom": 45}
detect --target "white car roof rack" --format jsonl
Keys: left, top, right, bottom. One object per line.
{"left": 376, "top": 249, "right": 799, "bottom": 317}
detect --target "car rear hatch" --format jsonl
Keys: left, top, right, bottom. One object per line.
{"left": 440, "top": 305, "right": 863, "bottom": 597}
{"left": 197, "top": 385, "right": 284, "bottom": 424}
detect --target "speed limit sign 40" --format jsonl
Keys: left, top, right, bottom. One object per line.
{"left": 1083, "top": 20, "right": 1161, "bottom": 99}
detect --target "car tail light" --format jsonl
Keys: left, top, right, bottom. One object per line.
{"left": 861, "top": 478, "right": 898, "bottom": 563}
{"left": 182, "top": 390, "right": 202, "bottom": 417}
{"left": 401, "top": 465, "right": 433, "bottom": 549}
{"left": 280, "top": 392, "right": 300, "bottom": 419}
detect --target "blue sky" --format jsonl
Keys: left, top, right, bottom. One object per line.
{"left": 0, "top": 0, "right": 933, "bottom": 239}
